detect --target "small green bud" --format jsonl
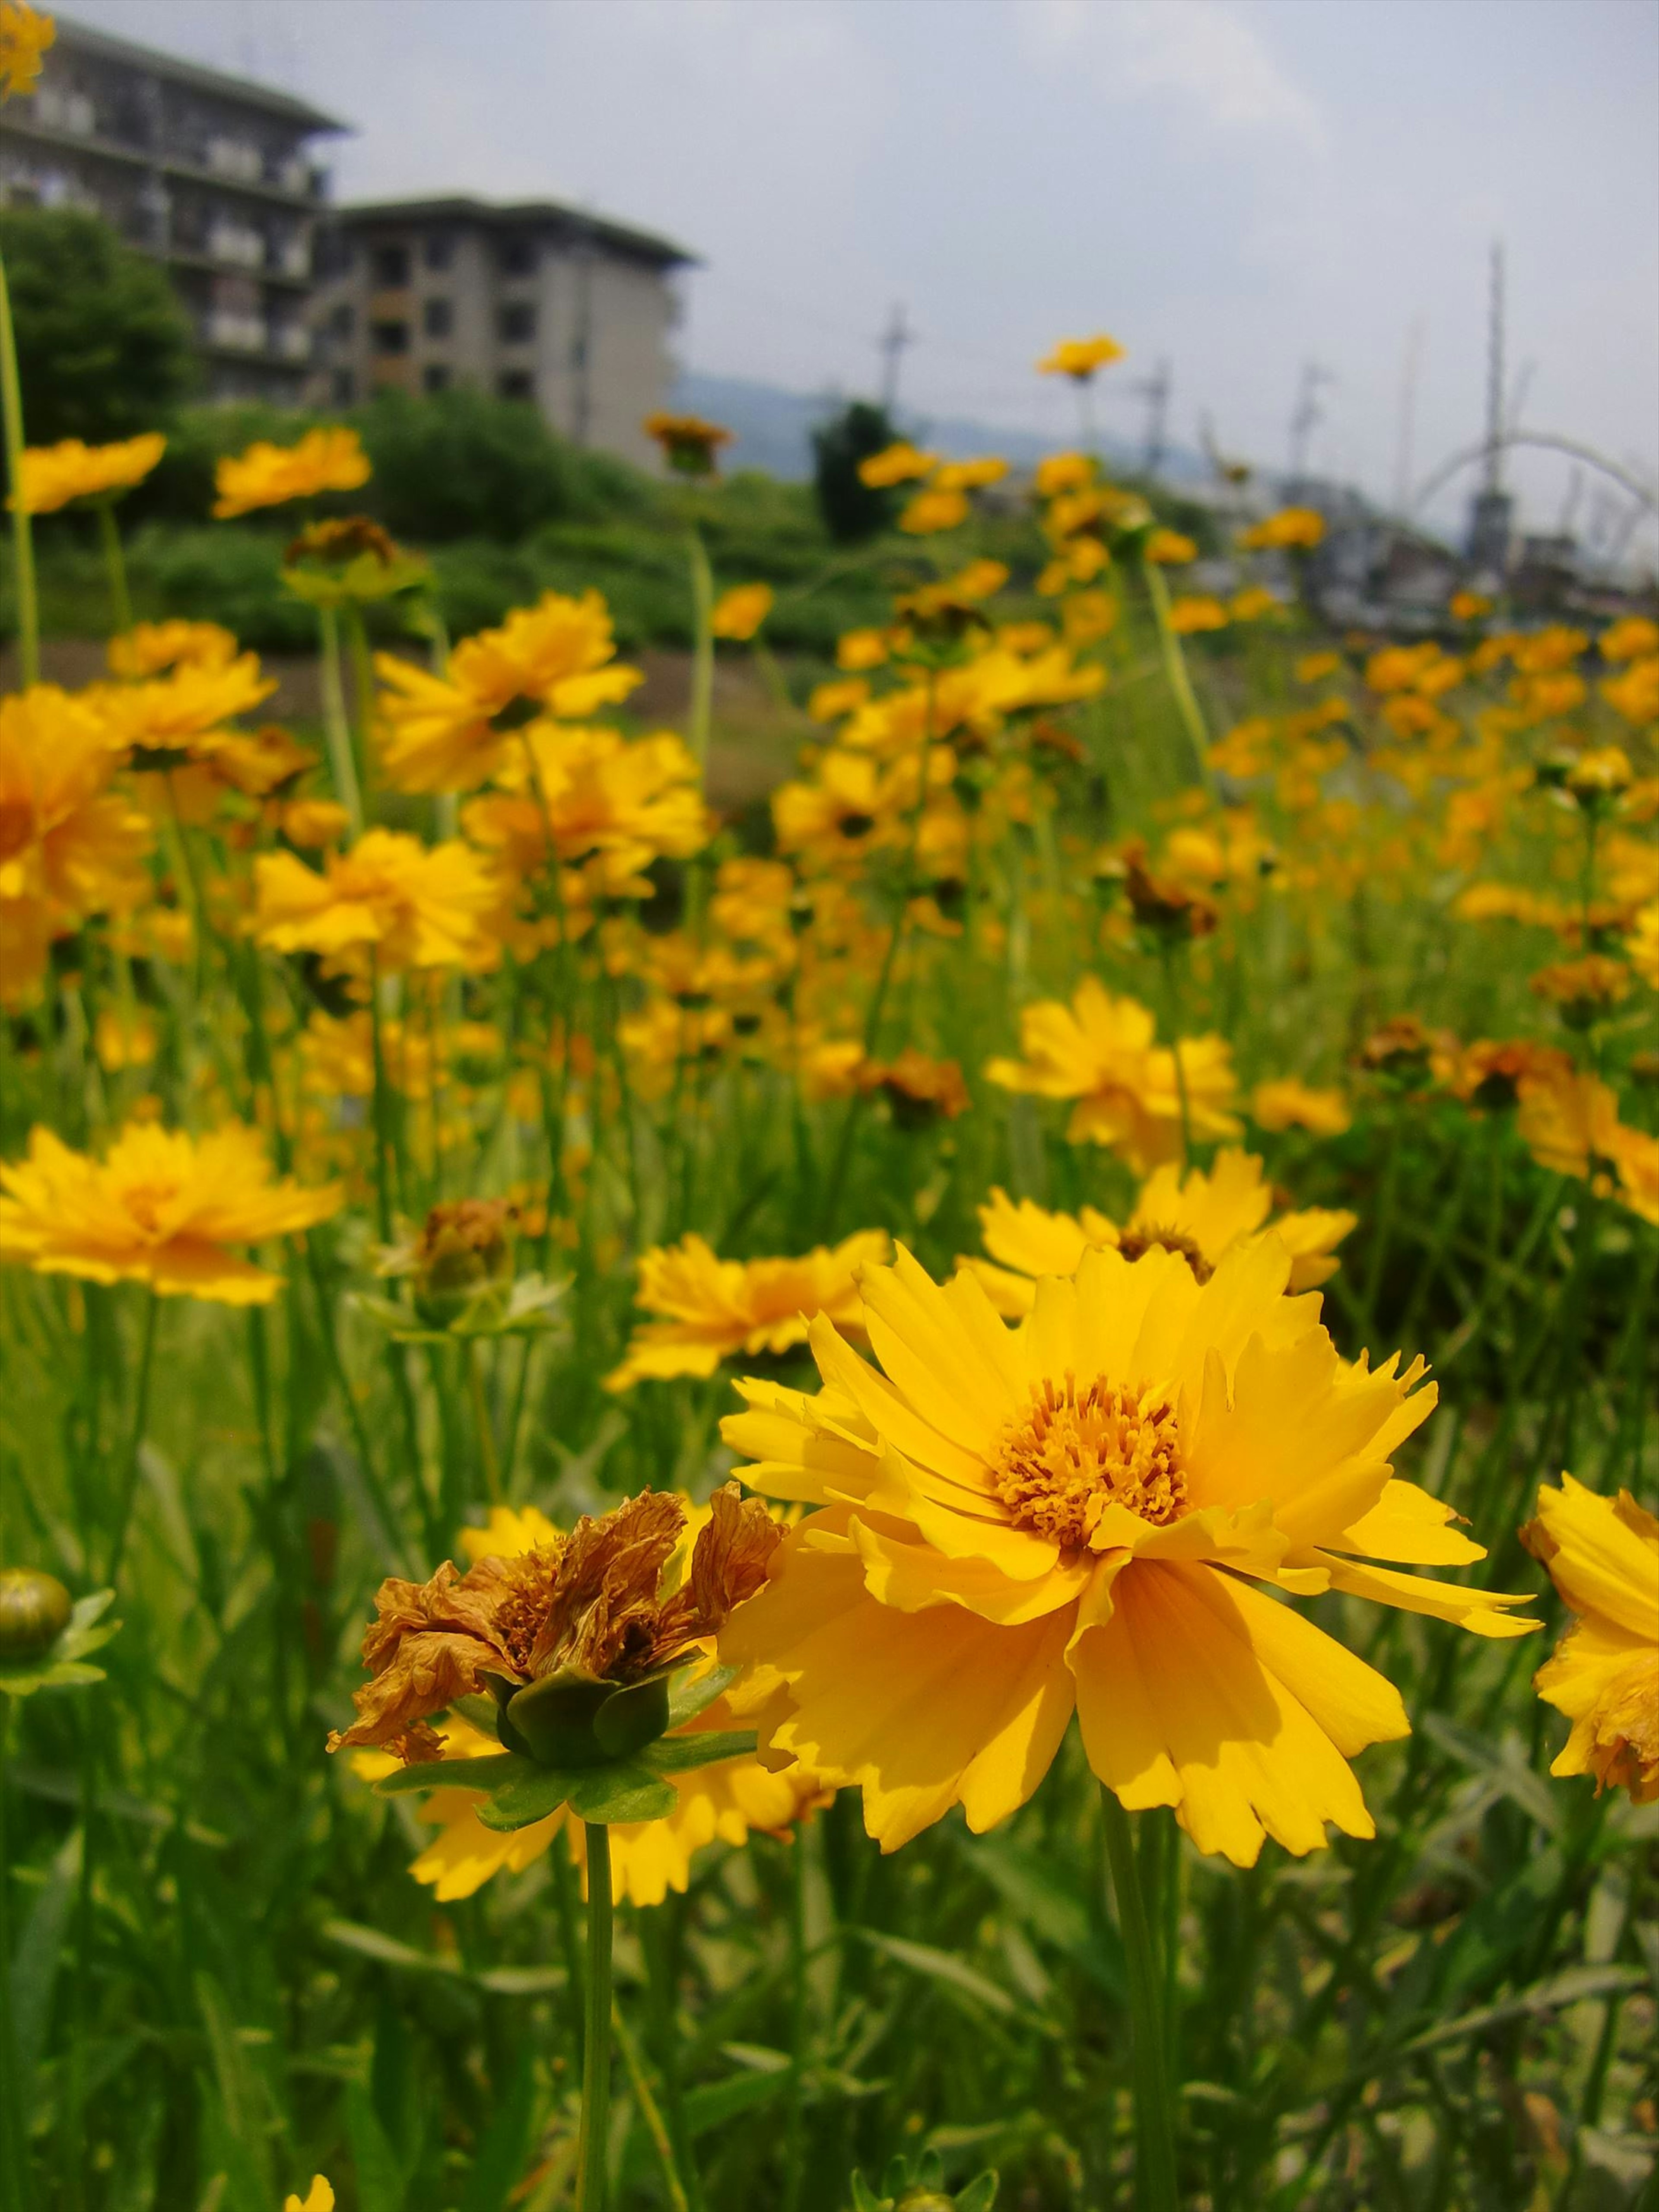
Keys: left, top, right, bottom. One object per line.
{"left": 0, "top": 1569, "right": 73, "bottom": 1658}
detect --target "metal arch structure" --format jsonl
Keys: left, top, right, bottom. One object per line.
{"left": 1410, "top": 430, "right": 1658, "bottom": 521}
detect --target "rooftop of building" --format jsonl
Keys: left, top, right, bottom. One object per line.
{"left": 333, "top": 193, "right": 697, "bottom": 270}
{"left": 45, "top": 12, "right": 350, "bottom": 135}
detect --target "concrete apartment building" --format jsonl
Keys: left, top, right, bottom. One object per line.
{"left": 0, "top": 13, "right": 346, "bottom": 402}
{"left": 310, "top": 197, "right": 695, "bottom": 470}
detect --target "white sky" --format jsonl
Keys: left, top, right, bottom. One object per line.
{"left": 63, "top": 0, "right": 1659, "bottom": 553}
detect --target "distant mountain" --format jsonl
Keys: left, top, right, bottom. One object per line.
{"left": 671, "top": 367, "right": 1203, "bottom": 485}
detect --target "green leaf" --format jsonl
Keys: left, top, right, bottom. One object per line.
{"left": 11, "top": 1826, "right": 81, "bottom": 2092}
{"left": 373, "top": 1753, "right": 522, "bottom": 1798}
{"left": 470, "top": 1761, "right": 582, "bottom": 1831}
{"left": 666, "top": 1661, "right": 741, "bottom": 1729}
{"left": 449, "top": 1694, "right": 505, "bottom": 1738}
{"left": 956, "top": 2173, "right": 1000, "bottom": 2212}
{"left": 682, "top": 2051, "right": 794, "bottom": 2138}
{"left": 346, "top": 2076, "right": 407, "bottom": 2212}
{"left": 459, "top": 2047, "right": 537, "bottom": 2212}
{"left": 851, "top": 1929, "right": 1039, "bottom": 2024}
{"left": 640, "top": 1730, "right": 757, "bottom": 1775}
{"left": 563, "top": 1761, "right": 678, "bottom": 1825}
{"left": 0, "top": 1590, "right": 120, "bottom": 1696}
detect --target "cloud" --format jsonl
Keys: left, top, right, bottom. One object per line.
{"left": 1024, "top": 0, "right": 1328, "bottom": 152}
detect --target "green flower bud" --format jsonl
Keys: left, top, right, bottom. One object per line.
{"left": 0, "top": 1568, "right": 73, "bottom": 1658}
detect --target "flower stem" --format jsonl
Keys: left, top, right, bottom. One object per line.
{"left": 1140, "top": 556, "right": 1212, "bottom": 791}
{"left": 685, "top": 524, "right": 715, "bottom": 779}
{"left": 1100, "top": 1786, "right": 1179, "bottom": 2212}
{"left": 106, "top": 1289, "right": 159, "bottom": 1583}
{"left": 95, "top": 499, "right": 132, "bottom": 636}
{"left": 464, "top": 1338, "right": 503, "bottom": 1506}
{"left": 576, "top": 1824, "right": 616, "bottom": 2212}
{"left": 0, "top": 1694, "right": 28, "bottom": 2212}
{"left": 317, "top": 604, "right": 364, "bottom": 836}
{"left": 0, "top": 248, "right": 38, "bottom": 689}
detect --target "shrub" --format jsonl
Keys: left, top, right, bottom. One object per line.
{"left": 812, "top": 398, "right": 901, "bottom": 542}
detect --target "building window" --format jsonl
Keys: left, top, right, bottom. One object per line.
{"left": 424, "top": 233, "right": 453, "bottom": 272}
{"left": 423, "top": 298, "right": 452, "bottom": 340}
{"left": 498, "top": 302, "right": 536, "bottom": 344}
{"left": 423, "top": 364, "right": 451, "bottom": 394}
{"left": 497, "top": 236, "right": 537, "bottom": 277}
{"left": 328, "top": 302, "right": 354, "bottom": 340}
{"left": 497, "top": 370, "right": 534, "bottom": 402}
{"left": 370, "top": 243, "right": 410, "bottom": 286}
{"left": 332, "top": 369, "right": 356, "bottom": 405}
{"left": 372, "top": 320, "right": 410, "bottom": 356}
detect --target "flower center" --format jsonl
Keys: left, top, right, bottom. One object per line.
{"left": 992, "top": 1373, "right": 1187, "bottom": 1548}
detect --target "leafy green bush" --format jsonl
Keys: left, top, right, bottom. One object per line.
{"left": 812, "top": 398, "right": 902, "bottom": 541}
{"left": 0, "top": 207, "right": 196, "bottom": 448}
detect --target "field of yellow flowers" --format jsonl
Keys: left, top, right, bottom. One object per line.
{"left": 3, "top": 16, "right": 1659, "bottom": 2212}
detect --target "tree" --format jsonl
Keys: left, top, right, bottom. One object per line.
{"left": 0, "top": 208, "right": 196, "bottom": 447}
{"left": 812, "top": 398, "right": 901, "bottom": 543}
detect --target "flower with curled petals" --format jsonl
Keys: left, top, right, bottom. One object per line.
{"left": 1522, "top": 1477, "right": 1658, "bottom": 1804}
{"left": 721, "top": 1241, "right": 1533, "bottom": 1864}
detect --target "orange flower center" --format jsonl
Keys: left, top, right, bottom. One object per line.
{"left": 992, "top": 1373, "right": 1187, "bottom": 1548}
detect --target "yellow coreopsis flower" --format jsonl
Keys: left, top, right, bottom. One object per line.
{"left": 1600, "top": 616, "right": 1659, "bottom": 664}
{"left": 962, "top": 1150, "right": 1355, "bottom": 1317}
{"left": 0, "top": 1, "right": 53, "bottom": 99}
{"left": 212, "top": 427, "right": 370, "bottom": 519}
{"left": 1250, "top": 1077, "right": 1353, "bottom": 1136}
{"left": 711, "top": 582, "right": 774, "bottom": 640}
{"left": 106, "top": 620, "right": 238, "bottom": 679}
{"left": 1145, "top": 529, "right": 1197, "bottom": 566}
{"left": 0, "top": 1120, "right": 341, "bottom": 1303}
{"left": 375, "top": 591, "right": 641, "bottom": 793}
{"left": 1240, "top": 507, "right": 1325, "bottom": 551}
{"left": 1168, "top": 595, "right": 1229, "bottom": 636}
{"left": 1039, "top": 335, "right": 1125, "bottom": 381}
{"left": 0, "top": 684, "right": 152, "bottom": 1006}
{"left": 1522, "top": 1477, "right": 1658, "bottom": 1803}
{"left": 605, "top": 1230, "right": 890, "bottom": 1391}
{"left": 464, "top": 723, "right": 706, "bottom": 893}
{"left": 722, "top": 1242, "right": 1532, "bottom": 1862}
{"left": 11, "top": 433, "right": 165, "bottom": 515}
{"left": 644, "top": 411, "right": 732, "bottom": 476}
{"left": 898, "top": 486, "right": 970, "bottom": 536}
{"left": 934, "top": 456, "right": 1008, "bottom": 493}
{"left": 283, "top": 2181, "right": 333, "bottom": 2212}
{"left": 985, "top": 979, "right": 1241, "bottom": 1170}
{"left": 254, "top": 829, "right": 503, "bottom": 973}
{"left": 857, "top": 442, "right": 936, "bottom": 489}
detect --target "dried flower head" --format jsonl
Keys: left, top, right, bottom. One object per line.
{"left": 328, "top": 1485, "right": 781, "bottom": 1767}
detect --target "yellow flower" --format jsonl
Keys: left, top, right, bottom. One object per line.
{"left": 1449, "top": 589, "right": 1493, "bottom": 622}
{"left": 1516, "top": 1066, "right": 1625, "bottom": 1179}
{"left": 1295, "top": 652, "right": 1342, "bottom": 684}
{"left": 92, "top": 653, "right": 278, "bottom": 762}
{"left": 12, "top": 433, "right": 165, "bottom": 515}
{"left": 1239, "top": 507, "right": 1325, "bottom": 551}
{"left": 107, "top": 620, "right": 238, "bottom": 680}
{"left": 898, "top": 486, "right": 970, "bottom": 536}
{"left": 212, "top": 427, "right": 370, "bottom": 519}
{"left": 1035, "top": 452, "right": 1095, "bottom": 498}
{"left": 857, "top": 442, "right": 936, "bottom": 489}
{"left": 711, "top": 582, "right": 774, "bottom": 640}
{"left": 963, "top": 1151, "right": 1355, "bottom": 1316}
{"left": 464, "top": 723, "right": 706, "bottom": 893}
{"left": 254, "top": 829, "right": 503, "bottom": 973}
{"left": 1230, "top": 586, "right": 1281, "bottom": 623}
{"left": 0, "top": 1119, "right": 341, "bottom": 1304}
{"left": 283, "top": 2181, "right": 333, "bottom": 2212}
{"left": 934, "top": 456, "right": 1007, "bottom": 493}
{"left": 0, "top": 685, "right": 152, "bottom": 1006}
{"left": 836, "top": 628, "right": 890, "bottom": 672}
{"left": 375, "top": 591, "right": 641, "bottom": 793}
{"left": 1168, "top": 595, "right": 1229, "bottom": 636}
{"left": 1522, "top": 1477, "right": 1658, "bottom": 1803}
{"left": 1600, "top": 616, "right": 1659, "bottom": 664}
{"left": 721, "top": 1241, "right": 1532, "bottom": 1861}
{"left": 93, "top": 1005, "right": 157, "bottom": 1072}
{"left": 1145, "top": 529, "right": 1196, "bottom": 566}
{"left": 985, "top": 979, "right": 1241, "bottom": 1170}
{"left": 605, "top": 1230, "right": 890, "bottom": 1391}
{"left": 280, "top": 797, "right": 351, "bottom": 850}
{"left": 1250, "top": 1077, "right": 1353, "bottom": 1137}
{"left": 0, "top": 1, "right": 53, "bottom": 99}
{"left": 1038, "top": 335, "right": 1125, "bottom": 381}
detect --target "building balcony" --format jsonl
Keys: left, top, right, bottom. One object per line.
{"left": 0, "top": 108, "right": 329, "bottom": 207}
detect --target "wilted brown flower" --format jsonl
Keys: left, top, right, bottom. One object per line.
{"left": 1448, "top": 1039, "right": 1575, "bottom": 1114}
{"left": 1530, "top": 955, "right": 1632, "bottom": 1027}
{"left": 859, "top": 1048, "right": 971, "bottom": 1127}
{"left": 1356, "top": 1016, "right": 1446, "bottom": 1084}
{"left": 327, "top": 1485, "right": 779, "bottom": 1763}
{"left": 1122, "top": 842, "right": 1219, "bottom": 941}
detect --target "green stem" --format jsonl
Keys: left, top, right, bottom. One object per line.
{"left": 317, "top": 605, "right": 364, "bottom": 836}
{"left": 94, "top": 499, "right": 132, "bottom": 636}
{"left": 1141, "top": 557, "right": 1212, "bottom": 791}
{"left": 0, "top": 248, "right": 38, "bottom": 689}
{"left": 1100, "top": 1787, "right": 1179, "bottom": 2212}
{"left": 782, "top": 1831, "right": 809, "bottom": 2212}
{"left": 612, "top": 1999, "right": 691, "bottom": 2212}
{"left": 106, "top": 1290, "right": 159, "bottom": 1583}
{"left": 464, "top": 1338, "right": 502, "bottom": 1506}
{"left": 366, "top": 958, "right": 396, "bottom": 1245}
{"left": 686, "top": 525, "right": 715, "bottom": 779}
{"left": 0, "top": 1696, "right": 27, "bottom": 2212}
{"left": 576, "top": 1824, "right": 616, "bottom": 2212}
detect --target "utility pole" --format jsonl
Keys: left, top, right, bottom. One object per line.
{"left": 1133, "top": 357, "right": 1171, "bottom": 480}
{"left": 1467, "top": 240, "right": 1513, "bottom": 574}
{"left": 1286, "top": 360, "right": 1334, "bottom": 499}
{"left": 877, "top": 302, "right": 914, "bottom": 412}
